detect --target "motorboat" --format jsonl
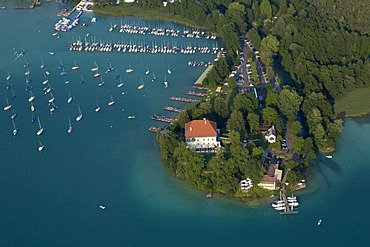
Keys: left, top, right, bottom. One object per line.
{"left": 288, "top": 202, "right": 299, "bottom": 207}
{"left": 317, "top": 219, "right": 322, "bottom": 226}
{"left": 99, "top": 205, "right": 105, "bottom": 210}
{"left": 325, "top": 155, "right": 332, "bottom": 159}
{"left": 49, "top": 51, "right": 55, "bottom": 55}
{"left": 128, "top": 115, "right": 135, "bottom": 119}
{"left": 164, "top": 76, "right": 168, "bottom": 88}
{"left": 145, "top": 67, "right": 150, "bottom": 75}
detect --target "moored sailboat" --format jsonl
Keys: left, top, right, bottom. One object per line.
{"left": 3, "top": 98, "right": 11, "bottom": 111}
{"left": 28, "top": 90, "right": 35, "bottom": 102}
{"left": 36, "top": 116, "right": 44, "bottom": 136}
{"left": 76, "top": 105, "right": 83, "bottom": 121}
{"left": 164, "top": 75, "right": 168, "bottom": 88}
{"left": 95, "top": 100, "right": 101, "bottom": 112}
{"left": 71, "top": 60, "right": 79, "bottom": 70}
{"left": 67, "top": 90, "right": 73, "bottom": 103}
{"left": 38, "top": 140, "right": 45, "bottom": 152}
{"left": 126, "top": 63, "right": 133, "bottom": 73}
{"left": 117, "top": 77, "right": 124, "bottom": 88}
{"left": 138, "top": 78, "right": 145, "bottom": 90}
{"left": 40, "top": 57, "right": 45, "bottom": 69}
{"left": 68, "top": 118, "right": 73, "bottom": 134}
{"left": 91, "top": 61, "right": 99, "bottom": 72}
{"left": 12, "top": 119, "right": 18, "bottom": 137}
{"left": 108, "top": 95, "right": 115, "bottom": 106}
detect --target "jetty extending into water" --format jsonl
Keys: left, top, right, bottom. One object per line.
{"left": 187, "top": 91, "right": 207, "bottom": 97}
{"left": 170, "top": 96, "right": 200, "bottom": 103}
{"left": 14, "top": 0, "right": 40, "bottom": 9}
{"left": 164, "top": 106, "right": 183, "bottom": 113}
{"left": 150, "top": 114, "right": 176, "bottom": 124}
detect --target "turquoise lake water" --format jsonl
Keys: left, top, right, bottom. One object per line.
{"left": 1, "top": 2, "right": 370, "bottom": 246}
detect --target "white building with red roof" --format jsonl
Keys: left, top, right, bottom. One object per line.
{"left": 185, "top": 118, "right": 220, "bottom": 153}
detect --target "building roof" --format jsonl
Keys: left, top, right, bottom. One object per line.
{"left": 185, "top": 119, "right": 217, "bottom": 138}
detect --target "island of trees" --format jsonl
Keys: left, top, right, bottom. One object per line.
{"left": 92, "top": 0, "right": 370, "bottom": 199}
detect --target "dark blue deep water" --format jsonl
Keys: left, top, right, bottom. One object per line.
{"left": 0, "top": 2, "right": 369, "bottom": 246}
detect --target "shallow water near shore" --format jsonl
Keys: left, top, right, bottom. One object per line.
{"left": 0, "top": 2, "right": 370, "bottom": 246}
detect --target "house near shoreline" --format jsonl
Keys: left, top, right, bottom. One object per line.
{"left": 185, "top": 118, "right": 221, "bottom": 153}
{"left": 257, "top": 164, "right": 283, "bottom": 190}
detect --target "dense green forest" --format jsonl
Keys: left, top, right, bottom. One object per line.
{"left": 93, "top": 0, "right": 370, "bottom": 197}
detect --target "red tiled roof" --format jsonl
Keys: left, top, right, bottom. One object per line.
{"left": 185, "top": 119, "right": 217, "bottom": 138}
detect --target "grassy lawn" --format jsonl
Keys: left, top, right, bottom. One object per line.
{"left": 334, "top": 87, "right": 370, "bottom": 117}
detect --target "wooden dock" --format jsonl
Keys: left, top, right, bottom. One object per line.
{"left": 170, "top": 96, "right": 200, "bottom": 103}
{"left": 187, "top": 91, "right": 207, "bottom": 97}
{"left": 14, "top": 0, "right": 41, "bottom": 9}
{"left": 150, "top": 114, "right": 175, "bottom": 123}
{"left": 164, "top": 106, "right": 183, "bottom": 113}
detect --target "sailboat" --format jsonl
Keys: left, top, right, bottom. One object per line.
{"left": 76, "top": 105, "right": 83, "bottom": 121}
{"left": 95, "top": 100, "right": 101, "bottom": 112}
{"left": 10, "top": 88, "right": 16, "bottom": 100}
{"left": 48, "top": 92, "right": 55, "bottom": 104}
{"left": 98, "top": 76, "right": 105, "bottom": 87}
{"left": 3, "top": 98, "right": 11, "bottom": 111}
{"left": 93, "top": 69, "right": 101, "bottom": 78}
{"left": 67, "top": 90, "right": 73, "bottom": 104}
{"left": 58, "top": 58, "right": 64, "bottom": 70}
{"left": 42, "top": 74, "right": 49, "bottom": 85}
{"left": 45, "top": 70, "right": 50, "bottom": 76}
{"left": 91, "top": 61, "right": 99, "bottom": 72}
{"left": 167, "top": 65, "right": 172, "bottom": 74}
{"left": 105, "top": 61, "right": 113, "bottom": 73}
{"left": 71, "top": 60, "right": 79, "bottom": 70}
{"left": 67, "top": 118, "right": 73, "bottom": 134}
{"left": 25, "top": 81, "right": 32, "bottom": 92}
{"left": 151, "top": 72, "right": 156, "bottom": 82}
{"left": 40, "top": 57, "right": 45, "bottom": 69}
{"left": 30, "top": 102, "right": 35, "bottom": 112}
{"left": 36, "top": 116, "right": 44, "bottom": 136}
{"left": 10, "top": 111, "right": 17, "bottom": 120}
{"left": 24, "top": 68, "right": 31, "bottom": 76}
{"left": 38, "top": 140, "right": 45, "bottom": 152}
{"left": 138, "top": 78, "right": 145, "bottom": 90}
{"left": 164, "top": 75, "right": 168, "bottom": 88}
{"left": 23, "top": 57, "right": 29, "bottom": 68}
{"left": 126, "top": 63, "right": 133, "bottom": 73}
{"left": 80, "top": 74, "right": 86, "bottom": 85}
{"left": 108, "top": 95, "right": 115, "bottom": 106}
{"left": 117, "top": 77, "right": 124, "bottom": 88}
{"left": 114, "top": 73, "right": 120, "bottom": 80}
{"left": 28, "top": 90, "right": 35, "bottom": 102}
{"left": 12, "top": 119, "right": 18, "bottom": 137}
{"left": 145, "top": 67, "right": 150, "bottom": 75}
{"left": 60, "top": 67, "right": 68, "bottom": 76}
{"left": 31, "top": 112, "right": 36, "bottom": 123}
{"left": 6, "top": 70, "right": 11, "bottom": 81}
{"left": 49, "top": 102, "right": 56, "bottom": 114}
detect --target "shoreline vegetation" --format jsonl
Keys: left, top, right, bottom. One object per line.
{"left": 91, "top": 0, "right": 370, "bottom": 201}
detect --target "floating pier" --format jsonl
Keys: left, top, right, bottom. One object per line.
{"left": 187, "top": 91, "right": 207, "bottom": 97}
{"left": 170, "top": 96, "right": 200, "bottom": 103}
{"left": 150, "top": 114, "right": 175, "bottom": 123}
{"left": 164, "top": 106, "right": 183, "bottom": 113}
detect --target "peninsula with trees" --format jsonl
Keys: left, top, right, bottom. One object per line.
{"left": 93, "top": 0, "right": 370, "bottom": 200}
